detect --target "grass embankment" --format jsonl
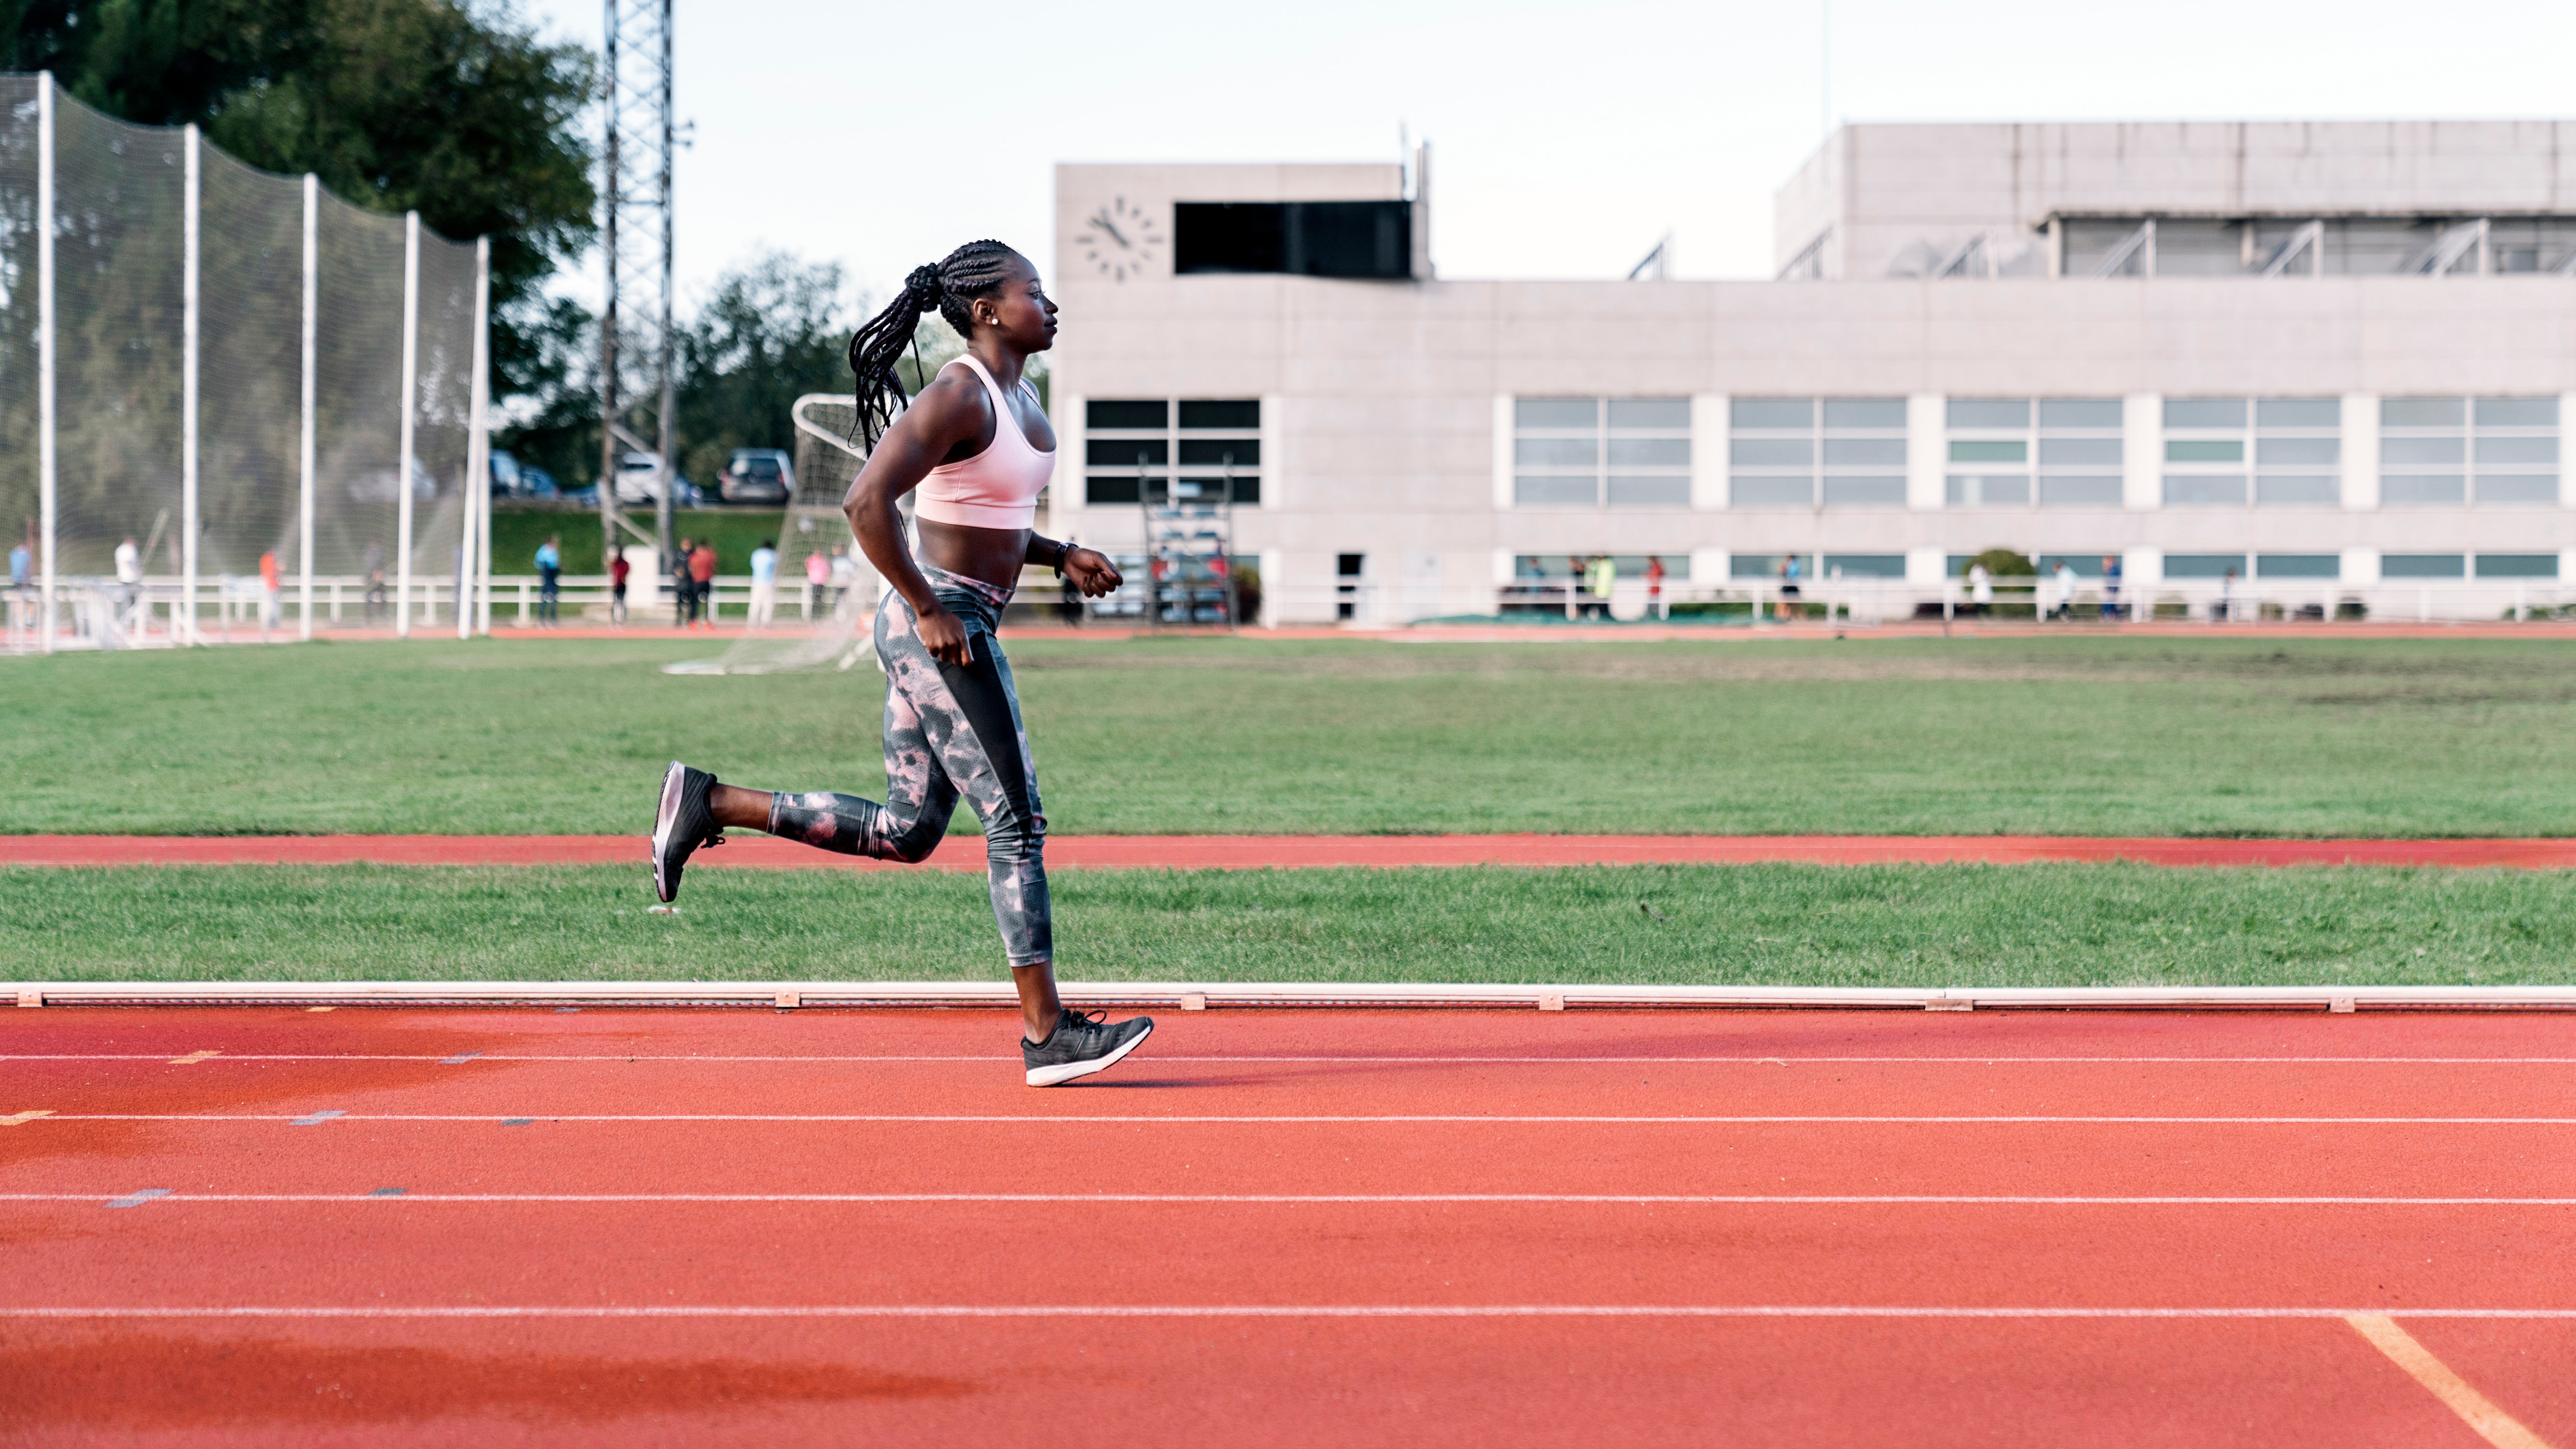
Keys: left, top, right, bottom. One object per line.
{"left": 4, "top": 636, "right": 2575, "bottom": 838}
{"left": 487, "top": 508, "right": 794, "bottom": 576}
{"left": 4, "top": 863, "right": 2568, "bottom": 986}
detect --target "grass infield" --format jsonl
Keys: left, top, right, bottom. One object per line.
{"left": 6, "top": 634, "right": 2576, "bottom": 838}
{"left": 5, "top": 863, "right": 2569, "bottom": 986}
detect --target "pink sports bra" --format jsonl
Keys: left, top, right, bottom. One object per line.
{"left": 914, "top": 355, "right": 1053, "bottom": 531}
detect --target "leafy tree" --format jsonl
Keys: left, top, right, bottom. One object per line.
{"left": 671, "top": 250, "right": 854, "bottom": 486}
{"left": 4, "top": 0, "right": 596, "bottom": 402}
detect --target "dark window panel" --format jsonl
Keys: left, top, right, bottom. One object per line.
{"left": 1084, "top": 438, "right": 1167, "bottom": 467}
{"left": 1087, "top": 399, "right": 1168, "bottom": 430}
{"left": 1175, "top": 201, "right": 1412, "bottom": 279}
{"left": 1085, "top": 476, "right": 1142, "bottom": 506}
{"left": 1179, "top": 399, "right": 1261, "bottom": 430}
{"left": 1178, "top": 438, "right": 1260, "bottom": 466}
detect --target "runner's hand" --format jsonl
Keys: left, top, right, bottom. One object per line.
{"left": 918, "top": 605, "right": 974, "bottom": 665}
{"left": 1064, "top": 548, "right": 1123, "bottom": 598}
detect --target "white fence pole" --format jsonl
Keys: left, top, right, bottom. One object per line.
{"left": 181, "top": 125, "right": 201, "bottom": 645}
{"left": 395, "top": 211, "right": 419, "bottom": 638}
{"left": 464, "top": 235, "right": 492, "bottom": 639}
{"left": 298, "top": 175, "right": 318, "bottom": 640}
{"left": 35, "top": 73, "right": 56, "bottom": 654}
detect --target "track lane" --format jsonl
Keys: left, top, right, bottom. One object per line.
{"left": 10, "top": 1119, "right": 2576, "bottom": 1200}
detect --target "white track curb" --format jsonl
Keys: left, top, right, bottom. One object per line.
{"left": 10, "top": 981, "right": 2576, "bottom": 1012}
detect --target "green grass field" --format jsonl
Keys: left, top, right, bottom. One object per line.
{"left": 5, "top": 862, "right": 2567, "bottom": 986}
{"left": 3, "top": 634, "right": 2574, "bottom": 837}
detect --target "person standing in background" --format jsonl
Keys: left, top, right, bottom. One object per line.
{"left": 1968, "top": 561, "right": 1993, "bottom": 617}
{"left": 805, "top": 548, "right": 832, "bottom": 617}
{"left": 1645, "top": 555, "right": 1666, "bottom": 620}
{"left": 608, "top": 549, "right": 631, "bottom": 624}
{"left": 671, "top": 538, "right": 695, "bottom": 626}
{"left": 9, "top": 532, "right": 29, "bottom": 595}
{"left": 534, "top": 535, "right": 562, "bottom": 627}
{"left": 689, "top": 538, "right": 718, "bottom": 628}
{"left": 113, "top": 535, "right": 142, "bottom": 628}
{"left": 362, "top": 539, "right": 387, "bottom": 622}
{"left": 2101, "top": 554, "right": 2123, "bottom": 621}
{"left": 1585, "top": 554, "right": 1616, "bottom": 621}
{"left": 748, "top": 538, "right": 778, "bottom": 630}
{"left": 1777, "top": 554, "right": 1802, "bottom": 622}
{"left": 258, "top": 550, "right": 281, "bottom": 635}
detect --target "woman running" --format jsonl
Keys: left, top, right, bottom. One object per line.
{"left": 650, "top": 240, "right": 1150, "bottom": 1087}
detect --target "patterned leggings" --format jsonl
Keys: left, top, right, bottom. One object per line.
{"left": 760, "top": 565, "right": 1051, "bottom": 967}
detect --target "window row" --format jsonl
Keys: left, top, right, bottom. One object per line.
{"left": 1512, "top": 396, "right": 1692, "bottom": 508}
{"left": 1084, "top": 397, "right": 1261, "bottom": 506}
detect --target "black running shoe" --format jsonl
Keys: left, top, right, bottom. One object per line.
{"left": 650, "top": 760, "right": 725, "bottom": 903}
{"left": 1022, "top": 1008, "right": 1155, "bottom": 1087}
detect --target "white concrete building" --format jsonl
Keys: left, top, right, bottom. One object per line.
{"left": 1046, "top": 125, "right": 2576, "bottom": 624}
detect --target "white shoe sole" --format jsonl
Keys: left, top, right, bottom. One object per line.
{"left": 1025, "top": 1019, "right": 1153, "bottom": 1087}
{"left": 650, "top": 761, "right": 687, "bottom": 902}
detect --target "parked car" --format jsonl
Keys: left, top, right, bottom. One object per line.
{"left": 487, "top": 450, "right": 524, "bottom": 497}
{"left": 612, "top": 451, "right": 702, "bottom": 506}
{"left": 519, "top": 465, "right": 560, "bottom": 499}
{"left": 719, "top": 448, "right": 795, "bottom": 505}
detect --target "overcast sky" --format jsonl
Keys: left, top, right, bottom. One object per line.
{"left": 518, "top": 0, "right": 2576, "bottom": 312}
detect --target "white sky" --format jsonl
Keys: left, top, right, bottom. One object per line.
{"left": 519, "top": 0, "right": 2576, "bottom": 312}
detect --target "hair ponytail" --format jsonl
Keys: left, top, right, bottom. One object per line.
{"left": 846, "top": 238, "right": 1025, "bottom": 451}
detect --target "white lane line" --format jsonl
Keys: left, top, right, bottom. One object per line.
{"left": 3, "top": 1304, "right": 2573, "bottom": 1320}
{"left": 2347, "top": 1314, "right": 2557, "bottom": 1449}
{"left": 4, "top": 1192, "right": 2575, "bottom": 1206}
{"left": 101, "top": 1189, "right": 170, "bottom": 1208}
{"left": 287, "top": 1110, "right": 345, "bottom": 1127}
{"left": 23, "top": 1114, "right": 2576, "bottom": 1125}
{"left": 10, "top": 1054, "right": 2576, "bottom": 1065}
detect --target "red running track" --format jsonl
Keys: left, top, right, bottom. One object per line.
{"left": 8, "top": 833, "right": 2576, "bottom": 870}
{"left": 3, "top": 1008, "right": 2573, "bottom": 1445}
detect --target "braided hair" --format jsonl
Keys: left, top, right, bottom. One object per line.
{"left": 845, "top": 239, "right": 1026, "bottom": 451}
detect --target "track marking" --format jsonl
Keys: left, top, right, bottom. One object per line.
{"left": 25, "top": 1113, "right": 2576, "bottom": 1125}
{"left": 102, "top": 1190, "right": 170, "bottom": 1209}
{"left": 287, "top": 1110, "right": 345, "bottom": 1127}
{"left": 2, "top": 1110, "right": 52, "bottom": 1127}
{"left": 4, "top": 1192, "right": 2575, "bottom": 1206}
{"left": 304, "top": 1007, "right": 333, "bottom": 1013}
{"left": 4, "top": 1304, "right": 2575, "bottom": 1321}
{"left": 438, "top": 1052, "right": 482, "bottom": 1065}
{"left": 165, "top": 1050, "right": 220, "bottom": 1065}
{"left": 2346, "top": 1314, "right": 2557, "bottom": 1449}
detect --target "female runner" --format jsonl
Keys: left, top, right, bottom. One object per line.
{"left": 650, "top": 240, "right": 1151, "bottom": 1086}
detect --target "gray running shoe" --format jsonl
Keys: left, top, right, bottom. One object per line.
{"left": 650, "top": 760, "right": 725, "bottom": 903}
{"left": 1023, "top": 1008, "right": 1155, "bottom": 1087}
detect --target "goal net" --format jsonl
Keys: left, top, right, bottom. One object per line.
{"left": 663, "top": 394, "right": 888, "bottom": 674}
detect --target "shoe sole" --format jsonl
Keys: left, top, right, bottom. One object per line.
{"left": 1025, "top": 1019, "right": 1154, "bottom": 1087}
{"left": 650, "top": 761, "right": 687, "bottom": 903}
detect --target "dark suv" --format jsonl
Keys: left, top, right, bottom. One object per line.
{"left": 721, "top": 449, "right": 795, "bottom": 505}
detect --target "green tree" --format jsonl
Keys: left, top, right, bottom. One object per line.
{"left": 4, "top": 0, "right": 596, "bottom": 402}
{"left": 671, "top": 250, "right": 854, "bottom": 486}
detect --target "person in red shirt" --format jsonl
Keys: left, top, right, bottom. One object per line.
{"left": 689, "top": 540, "right": 717, "bottom": 628}
{"left": 608, "top": 551, "right": 631, "bottom": 624}
{"left": 1645, "top": 555, "right": 1665, "bottom": 620}
{"left": 258, "top": 550, "right": 281, "bottom": 635}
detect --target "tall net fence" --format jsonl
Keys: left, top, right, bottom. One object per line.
{"left": 664, "top": 394, "right": 880, "bottom": 674}
{"left": 1, "top": 74, "right": 488, "bottom": 651}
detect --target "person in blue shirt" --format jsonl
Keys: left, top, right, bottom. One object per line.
{"left": 8, "top": 538, "right": 28, "bottom": 593}
{"left": 534, "top": 536, "right": 562, "bottom": 627}
{"left": 748, "top": 537, "right": 778, "bottom": 630}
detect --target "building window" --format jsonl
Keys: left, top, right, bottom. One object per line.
{"left": 1730, "top": 552, "right": 1816, "bottom": 579}
{"left": 1942, "top": 398, "right": 2121, "bottom": 508}
{"left": 1732, "top": 398, "right": 1903, "bottom": 508}
{"left": 2477, "top": 553, "right": 2559, "bottom": 578}
{"left": 2163, "top": 553, "right": 2248, "bottom": 579}
{"left": 1175, "top": 202, "right": 1411, "bottom": 279}
{"left": 2382, "top": 397, "right": 2558, "bottom": 507}
{"left": 1821, "top": 554, "right": 1907, "bottom": 579}
{"left": 1335, "top": 552, "right": 1365, "bottom": 620}
{"left": 1084, "top": 398, "right": 1259, "bottom": 506}
{"left": 2382, "top": 553, "right": 2466, "bottom": 578}
{"left": 2163, "top": 397, "right": 2342, "bottom": 507}
{"left": 2254, "top": 553, "right": 2341, "bottom": 579}
{"left": 1514, "top": 397, "right": 1691, "bottom": 508}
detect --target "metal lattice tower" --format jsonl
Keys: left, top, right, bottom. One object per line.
{"left": 597, "top": 0, "right": 676, "bottom": 571}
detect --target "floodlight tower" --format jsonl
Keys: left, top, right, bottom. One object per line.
{"left": 597, "top": 0, "right": 677, "bottom": 577}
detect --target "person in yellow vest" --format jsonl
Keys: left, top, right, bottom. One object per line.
{"left": 1585, "top": 555, "right": 1616, "bottom": 620}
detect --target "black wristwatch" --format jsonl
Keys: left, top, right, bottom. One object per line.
{"left": 1038, "top": 538, "right": 1072, "bottom": 575}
